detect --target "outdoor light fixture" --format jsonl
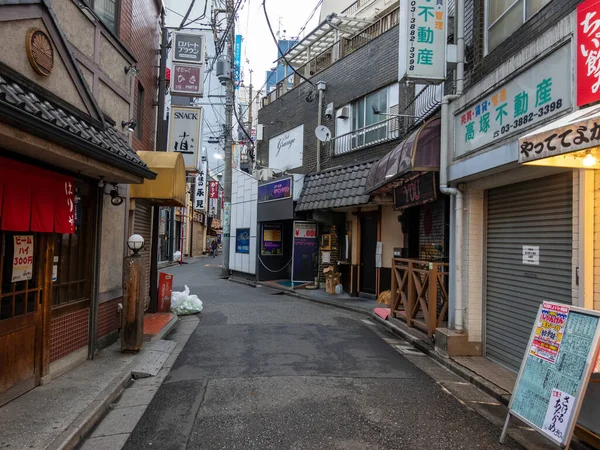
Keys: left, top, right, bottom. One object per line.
{"left": 124, "top": 65, "right": 140, "bottom": 77}
{"left": 110, "top": 185, "right": 124, "bottom": 206}
{"left": 121, "top": 119, "right": 137, "bottom": 132}
{"left": 127, "top": 234, "right": 145, "bottom": 256}
{"left": 583, "top": 151, "right": 597, "bottom": 167}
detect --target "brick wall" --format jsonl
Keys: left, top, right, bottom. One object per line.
{"left": 120, "top": 0, "right": 160, "bottom": 152}
{"left": 464, "top": 0, "right": 579, "bottom": 89}
{"left": 50, "top": 309, "right": 89, "bottom": 363}
{"left": 257, "top": 26, "right": 400, "bottom": 173}
{"left": 98, "top": 298, "right": 121, "bottom": 339}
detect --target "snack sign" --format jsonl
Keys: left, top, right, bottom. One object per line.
{"left": 12, "top": 235, "right": 34, "bottom": 282}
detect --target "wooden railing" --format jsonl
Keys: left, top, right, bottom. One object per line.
{"left": 390, "top": 258, "right": 449, "bottom": 337}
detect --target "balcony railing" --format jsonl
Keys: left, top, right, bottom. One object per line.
{"left": 390, "top": 258, "right": 449, "bottom": 337}
{"left": 332, "top": 116, "right": 399, "bottom": 156}
{"left": 262, "top": 6, "right": 399, "bottom": 108}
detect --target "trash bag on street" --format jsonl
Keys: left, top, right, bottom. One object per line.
{"left": 173, "top": 251, "right": 181, "bottom": 261}
{"left": 170, "top": 285, "right": 203, "bottom": 315}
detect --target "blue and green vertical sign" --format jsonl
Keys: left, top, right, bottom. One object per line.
{"left": 234, "top": 34, "right": 242, "bottom": 90}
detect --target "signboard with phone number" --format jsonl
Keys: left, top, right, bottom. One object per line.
{"left": 500, "top": 302, "right": 600, "bottom": 448}
{"left": 455, "top": 44, "right": 571, "bottom": 158}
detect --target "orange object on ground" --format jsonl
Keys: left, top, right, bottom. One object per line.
{"left": 158, "top": 272, "right": 174, "bottom": 312}
{"left": 143, "top": 313, "right": 173, "bottom": 335}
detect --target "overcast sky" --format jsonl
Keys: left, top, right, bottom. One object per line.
{"left": 236, "top": 0, "right": 322, "bottom": 91}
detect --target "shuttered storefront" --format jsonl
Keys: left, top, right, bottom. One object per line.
{"left": 133, "top": 200, "right": 152, "bottom": 310}
{"left": 485, "top": 173, "right": 573, "bottom": 372}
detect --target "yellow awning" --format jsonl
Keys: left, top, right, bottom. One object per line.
{"left": 130, "top": 151, "right": 187, "bottom": 207}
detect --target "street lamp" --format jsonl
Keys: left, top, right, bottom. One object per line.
{"left": 127, "top": 234, "right": 145, "bottom": 256}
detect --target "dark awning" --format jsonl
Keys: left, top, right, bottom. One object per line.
{"left": 295, "top": 161, "right": 373, "bottom": 212}
{"left": 365, "top": 118, "right": 441, "bottom": 194}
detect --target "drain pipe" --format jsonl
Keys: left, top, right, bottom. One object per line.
{"left": 440, "top": 0, "right": 465, "bottom": 332}
{"left": 316, "top": 81, "right": 327, "bottom": 172}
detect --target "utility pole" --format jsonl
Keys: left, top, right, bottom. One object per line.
{"left": 221, "top": 0, "right": 235, "bottom": 277}
{"left": 248, "top": 69, "right": 253, "bottom": 141}
{"left": 149, "top": 8, "right": 169, "bottom": 312}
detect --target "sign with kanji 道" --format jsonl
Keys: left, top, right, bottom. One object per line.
{"left": 500, "top": 302, "right": 600, "bottom": 448}
{"left": 168, "top": 106, "right": 202, "bottom": 170}
{"left": 578, "top": 0, "right": 600, "bottom": 107}
{"left": 455, "top": 44, "right": 571, "bottom": 158}
{"left": 399, "top": 0, "right": 447, "bottom": 84}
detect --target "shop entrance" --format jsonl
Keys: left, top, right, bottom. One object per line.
{"left": 0, "top": 232, "right": 46, "bottom": 406}
{"left": 360, "top": 215, "right": 377, "bottom": 295}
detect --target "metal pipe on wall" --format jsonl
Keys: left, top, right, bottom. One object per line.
{"left": 440, "top": 0, "right": 464, "bottom": 332}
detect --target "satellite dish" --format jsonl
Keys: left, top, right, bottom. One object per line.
{"left": 315, "top": 125, "right": 332, "bottom": 142}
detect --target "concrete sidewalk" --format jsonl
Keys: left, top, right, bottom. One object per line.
{"left": 0, "top": 317, "right": 179, "bottom": 450}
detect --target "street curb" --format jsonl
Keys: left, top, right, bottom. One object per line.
{"left": 371, "top": 314, "right": 512, "bottom": 406}
{"left": 258, "top": 281, "right": 374, "bottom": 316}
{"left": 47, "top": 316, "right": 181, "bottom": 450}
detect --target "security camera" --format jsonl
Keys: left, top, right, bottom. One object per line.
{"left": 325, "top": 112, "right": 333, "bottom": 120}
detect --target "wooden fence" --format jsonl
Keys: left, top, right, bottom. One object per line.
{"left": 390, "top": 258, "right": 449, "bottom": 337}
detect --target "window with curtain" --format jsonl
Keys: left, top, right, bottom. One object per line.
{"left": 89, "top": 0, "right": 119, "bottom": 35}
{"left": 52, "top": 181, "right": 94, "bottom": 308}
{"left": 487, "top": 0, "right": 551, "bottom": 53}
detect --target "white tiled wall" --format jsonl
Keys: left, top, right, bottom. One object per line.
{"left": 229, "top": 169, "right": 258, "bottom": 275}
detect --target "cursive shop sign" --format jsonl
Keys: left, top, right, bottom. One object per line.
{"left": 268, "top": 124, "right": 304, "bottom": 171}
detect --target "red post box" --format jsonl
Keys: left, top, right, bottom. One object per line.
{"left": 158, "top": 272, "right": 173, "bottom": 313}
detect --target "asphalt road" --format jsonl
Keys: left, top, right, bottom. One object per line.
{"left": 122, "top": 257, "right": 521, "bottom": 450}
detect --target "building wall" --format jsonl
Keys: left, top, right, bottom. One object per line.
{"left": 50, "top": 308, "right": 89, "bottom": 363}
{"left": 380, "top": 205, "right": 403, "bottom": 269}
{"left": 257, "top": 25, "right": 399, "bottom": 172}
{"left": 230, "top": 169, "right": 258, "bottom": 275}
{"left": 122, "top": 0, "right": 160, "bottom": 152}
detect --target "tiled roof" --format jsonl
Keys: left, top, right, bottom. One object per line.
{"left": 295, "top": 161, "right": 373, "bottom": 212}
{"left": 0, "top": 75, "right": 151, "bottom": 175}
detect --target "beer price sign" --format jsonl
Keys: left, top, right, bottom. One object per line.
{"left": 12, "top": 235, "right": 34, "bottom": 282}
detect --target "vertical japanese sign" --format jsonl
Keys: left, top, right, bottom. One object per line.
{"left": 530, "top": 302, "right": 570, "bottom": 364}
{"left": 502, "top": 302, "right": 600, "bottom": 448}
{"left": 208, "top": 181, "right": 219, "bottom": 216}
{"left": 171, "top": 31, "right": 205, "bottom": 97}
{"left": 168, "top": 106, "right": 202, "bottom": 170}
{"left": 12, "top": 235, "right": 34, "bottom": 282}
{"left": 456, "top": 44, "right": 572, "bottom": 158}
{"left": 578, "top": 0, "right": 600, "bottom": 107}
{"left": 194, "top": 162, "right": 207, "bottom": 211}
{"left": 399, "top": 0, "right": 447, "bottom": 84}
{"left": 234, "top": 34, "right": 242, "bottom": 90}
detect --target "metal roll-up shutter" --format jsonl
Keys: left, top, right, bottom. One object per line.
{"left": 486, "top": 173, "right": 572, "bottom": 372}
{"left": 133, "top": 200, "right": 153, "bottom": 310}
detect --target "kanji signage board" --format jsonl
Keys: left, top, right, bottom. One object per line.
{"left": 208, "top": 181, "right": 219, "bottom": 215}
{"left": 455, "top": 44, "right": 572, "bottom": 158}
{"left": 194, "top": 162, "right": 207, "bottom": 211}
{"left": 168, "top": 106, "right": 202, "bottom": 170}
{"left": 399, "top": 0, "right": 447, "bottom": 84}
{"left": 171, "top": 63, "right": 203, "bottom": 97}
{"left": 500, "top": 302, "right": 600, "bottom": 448}
{"left": 578, "top": 0, "right": 600, "bottom": 107}
{"left": 172, "top": 31, "right": 204, "bottom": 64}
{"left": 12, "top": 235, "right": 34, "bottom": 282}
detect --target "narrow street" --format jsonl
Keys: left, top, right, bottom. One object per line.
{"left": 84, "top": 258, "right": 522, "bottom": 450}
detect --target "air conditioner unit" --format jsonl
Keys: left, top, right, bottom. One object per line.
{"left": 336, "top": 106, "right": 350, "bottom": 120}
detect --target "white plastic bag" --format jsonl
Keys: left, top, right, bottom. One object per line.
{"left": 171, "top": 285, "right": 203, "bottom": 315}
{"left": 335, "top": 284, "right": 344, "bottom": 295}
{"left": 173, "top": 251, "right": 181, "bottom": 261}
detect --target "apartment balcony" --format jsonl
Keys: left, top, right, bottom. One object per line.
{"left": 332, "top": 117, "right": 400, "bottom": 156}
{"left": 262, "top": 5, "right": 399, "bottom": 107}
